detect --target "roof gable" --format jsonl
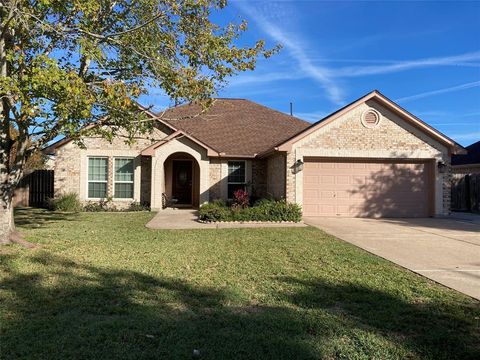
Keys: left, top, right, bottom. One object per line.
{"left": 273, "top": 91, "right": 465, "bottom": 155}
{"left": 140, "top": 129, "right": 219, "bottom": 157}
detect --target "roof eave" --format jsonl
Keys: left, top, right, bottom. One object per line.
{"left": 140, "top": 129, "right": 220, "bottom": 157}
{"left": 274, "top": 90, "right": 466, "bottom": 154}
{"left": 257, "top": 147, "right": 282, "bottom": 159}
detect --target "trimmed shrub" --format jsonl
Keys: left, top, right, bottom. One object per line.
{"left": 48, "top": 193, "right": 82, "bottom": 212}
{"left": 83, "top": 197, "right": 117, "bottom": 212}
{"left": 198, "top": 202, "right": 231, "bottom": 222}
{"left": 127, "top": 202, "right": 150, "bottom": 212}
{"left": 199, "top": 199, "right": 302, "bottom": 222}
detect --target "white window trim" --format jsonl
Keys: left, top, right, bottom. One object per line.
{"left": 113, "top": 157, "right": 135, "bottom": 201}
{"left": 227, "top": 160, "right": 247, "bottom": 199}
{"left": 86, "top": 156, "right": 109, "bottom": 200}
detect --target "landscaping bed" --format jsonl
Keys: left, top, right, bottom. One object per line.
{"left": 199, "top": 192, "right": 302, "bottom": 223}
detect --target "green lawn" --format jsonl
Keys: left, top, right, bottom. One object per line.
{"left": 1, "top": 208, "right": 479, "bottom": 359}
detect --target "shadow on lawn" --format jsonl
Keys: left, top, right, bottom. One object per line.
{"left": 14, "top": 207, "right": 78, "bottom": 229}
{"left": 279, "top": 276, "right": 480, "bottom": 358}
{"left": 1, "top": 252, "right": 479, "bottom": 359}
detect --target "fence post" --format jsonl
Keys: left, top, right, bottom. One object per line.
{"left": 465, "top": 174, "right": 471, "bottom": 212}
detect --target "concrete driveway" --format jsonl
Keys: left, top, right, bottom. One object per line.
{"left": 304, "top": 216, "right": 480, "bottom": 300}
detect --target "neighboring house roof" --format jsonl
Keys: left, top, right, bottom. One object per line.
{"left": 160, "top": 99, "right": 310, "bottom": 156}
{"left": 266, "top": 90, "right": 465, "bottom": 156}
{"left": 452, "top": 141, "right": 480, "bottom": 166}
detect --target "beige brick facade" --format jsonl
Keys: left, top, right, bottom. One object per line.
{"left": 284, "top": 100, "right": 451, "bottom": 216}
{"left": 207, "top": 159, "right": 256, "bottom": 201}
{"left": 209, "top": 158, "right": 223, "bottom": 200}
{"left": 266, "top": 153, "right": 286, "bottom": 199}
{"left": 52, "top": 97, "right": 455, "bottom": 216}
{"left": 54, "top": 126, "right": 171, "bottom": 207}
{"left": 252, "top": 159, "right": 267, "bottom": 199}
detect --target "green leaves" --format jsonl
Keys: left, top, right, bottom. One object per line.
{"left": 1, "top": 0, "right": 277, "bottom": 174}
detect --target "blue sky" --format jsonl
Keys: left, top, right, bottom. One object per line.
{"left": 146, "top": 0, "right": 480, "bottom": 146}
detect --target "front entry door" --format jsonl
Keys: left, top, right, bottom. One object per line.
{"left": 173, "top": 160, "right": 192, "bottom": 204}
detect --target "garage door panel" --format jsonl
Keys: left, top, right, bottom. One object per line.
{"left": 336, "top": 190, "right": 350, "bottom": 199}
{"left": 304, "top": 175, "right": 319, "bottom": 185}
{"left": 321, "top": 191, "right": 335, "bottom": 199}
{"left": 320, "top": 163, "right": 335, "bottom": 169}
{"left": 303, "top": 159, "right": 432, "bottom": 217}
{"left": 336, "top": 175, "right": 350, "bottom": 185}
{"left": 303, "top": 190, "right": 319, "bottom": 203}
{"left": 321, "top": 175, "right": 335, "bottom": 184}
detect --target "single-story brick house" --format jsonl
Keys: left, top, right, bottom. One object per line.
{"left": 44, "top": 90, "right": 465, "bottom": 217}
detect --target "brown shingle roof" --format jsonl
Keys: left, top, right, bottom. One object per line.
{"left": 160, "top": 99, "right": 310, "bottom": 156}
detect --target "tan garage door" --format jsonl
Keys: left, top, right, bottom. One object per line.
{"left": 303, "top": 158, "right": 433, "bottom": 217}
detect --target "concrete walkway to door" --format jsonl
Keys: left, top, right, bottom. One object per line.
{"left": 304, "top": 216, "right": 480, "bottom": 300}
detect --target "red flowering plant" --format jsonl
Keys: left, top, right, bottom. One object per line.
{"left": 232, "top": 189, "right": 250, "bottom": 209}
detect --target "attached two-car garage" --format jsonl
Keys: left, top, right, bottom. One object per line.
{"left": 302, "top": 158, "right": 434, "bottom": 217}
{"left": 274, "top": 91, "right": 462, "bottom": 218}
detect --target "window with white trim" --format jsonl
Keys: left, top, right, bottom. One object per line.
{"left": 227, "top": 161, "right": 246, "bottom": 199}
{"left": 88, "top": 157, "right": 108, "bottom": 198}
{"left": 114, "top": 157, "right": 134, "bottom": 199}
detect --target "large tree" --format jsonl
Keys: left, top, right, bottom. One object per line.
{"left": 0, "top": 0, "right": 276, "bottom": 243}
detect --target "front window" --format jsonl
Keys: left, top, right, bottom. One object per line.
{"left": 88, "top": 157, "right": 108, "bottom": 198}
{"left": 227, "top": 161, "right": 246, "bottom": 199}
{"left": 114, "top": 158, "right": 134, "bottom": 199}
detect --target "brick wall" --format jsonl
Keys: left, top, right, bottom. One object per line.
{"left": 266, "top": 153, "right": 286, "bottom": 200}
{"left": 209, "top": 158, "right": 223, "bottom": 201}
{"left": 286, "top": 100, "right": 450, "bottom": 216}
{"left": 54, "top": 126, "right": 169, "bottom": 207}
{"left": 252, "top": 159, "right": 267, "bottom": 198}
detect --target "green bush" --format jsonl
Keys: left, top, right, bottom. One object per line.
{"left": 198, "top": 202, "right": 231, "bottom": 222}
{"left": 83, "top": 201, "right": 106, "bottom": 212}
{"left": 127, "top": 202, "right": 150, "bottom": 212}
{"left": 199, "top": 199, "right": 302, "bottom": 222}
{"left": 48, "top": 193, "right": 82, "bottom": 212}
{"left": 83, "top": 197, "right": 117, "bottom": 212}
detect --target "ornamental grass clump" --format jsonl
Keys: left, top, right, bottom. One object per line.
{"left": 48, "top": 193, "right": 82, "bottom": 212}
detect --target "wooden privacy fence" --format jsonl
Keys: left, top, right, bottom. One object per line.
{"left": 451, "top": 173, "right": 480, "bottom": 212}
{"left": 13, "top": 170, "right": 54, "bottom": 208}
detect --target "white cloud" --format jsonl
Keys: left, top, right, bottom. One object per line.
{"left": 227, "top": 71, "right": 304, "bottom": 87}
{"left": 292, "top": 111, "right": 329, "bottom": 122}
{"left": 332, "top": 51, "right": 480, "bottom": 77}
{"left": 414, "top": 110, "right": 480, "bottom": 119}
{"left": 395, "top": 81, "right": 480, "bottom": 103}
{"left": 233, "top": 1, "right": 343, "bottom": 105}
{"left": 231, "top": 1, "right": 480, "bottom": 108}
{"left": 451, "top": 131, "right": 480, "bottom": 142}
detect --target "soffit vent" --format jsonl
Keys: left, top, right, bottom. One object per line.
{"left": 361, "top": 109, "right": 380, "bottom": 128}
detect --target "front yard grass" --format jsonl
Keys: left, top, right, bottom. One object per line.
{"left": 1, "top": 208, "right": 479, "bottom": 359}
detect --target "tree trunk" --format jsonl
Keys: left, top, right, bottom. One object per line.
{"left": 0, "top": 190, "right": 15, "bottom": 244}
{"left": 1, "top": 187, "right": 34, "bottom": 247}
{"left": 0, "top": 178, "right": 35, "bottom": 247}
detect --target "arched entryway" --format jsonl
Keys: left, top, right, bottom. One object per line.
{"left": 163, "top": 152, "right": 201, "bottom": 207}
